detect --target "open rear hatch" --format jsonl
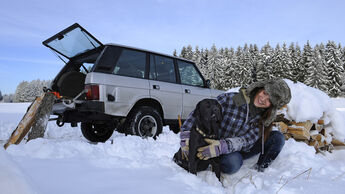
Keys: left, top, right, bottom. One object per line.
{"left": 43, "top": 23, "right": 103, "bottom": 59}
{"left": 43, "top": 23, "right": 104, "bottom": 98}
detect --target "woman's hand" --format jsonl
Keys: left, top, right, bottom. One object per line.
{"left": 197, "top": 139, "right": 228, "bottom": 160}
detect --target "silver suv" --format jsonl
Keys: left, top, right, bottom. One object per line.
{"left": 44, "top": 23, "right": 224, "bottom": 142}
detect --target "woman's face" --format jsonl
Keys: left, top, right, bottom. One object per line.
{"left": 254, "top": 89, "right": 271, "bottom": 108}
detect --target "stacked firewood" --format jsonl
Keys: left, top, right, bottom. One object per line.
{"left": 274, "top": 106, "right": 345, "bottom": 152}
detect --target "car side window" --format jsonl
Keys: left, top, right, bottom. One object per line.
{"left": 113, "top": 49, "right": 146, "bottom": 78}
{"left": 177, "top": 60, "right": 204, "bottom": 87}
{"left": 150, "top": 54, "right": 176, "bottom": 83}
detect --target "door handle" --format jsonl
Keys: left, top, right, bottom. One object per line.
{"left": 185, "top": 89, "right": 191, "bottom": 94}
{"left": 153, "top": 85, "right": 160, "bottom": 90}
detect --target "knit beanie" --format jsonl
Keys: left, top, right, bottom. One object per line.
{"left": 246, "top": 79, "right": 291, "bottom": 126}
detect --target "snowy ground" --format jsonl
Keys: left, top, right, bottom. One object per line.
{"left": 1, "top": 82, "right": 345, "bottom": 194}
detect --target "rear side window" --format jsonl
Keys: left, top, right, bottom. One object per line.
{"left": 93, "top": 46, "right": 146, "bottom": 78}
{"left": 113, "top": 49, "right": 146, "bottom": 78}
{"left": 149, "top": 54, "right": 176, "bottom": 83}
{"left": 177, "top": 60, "right": 204, "bottom": 87}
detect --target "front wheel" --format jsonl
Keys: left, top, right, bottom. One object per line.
{"left": 81, "top": 122, "right": 114, "bottom": 142}
{"left": 129, "top": 106, "right": 163, "bottom": 139}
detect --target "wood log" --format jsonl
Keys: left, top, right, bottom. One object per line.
{"left": 27, "top": 92, "right": 56, "bottom": 141}
{"left": 317, "top": 120, "right": 324, "bottom": 125}
{"left": 4, "top": 94, "right": 45, "bottom": 149}
{"left": 318, "top": 139, "right": 325, "bottom": 147}
{"left": 311, "top": 134, "right": 323, "bottom": 141}
{"left": 331, "top": 138, "right": 345, "bottom": 146}
{"left": 275, "top": 122, "right": 288, "bottom": 133}
{"left": 309, "top": 140, "right": 319, "bottom": 148}
{"left": 288, "top": 120, "right": 313, "bottom": 132}
{"left": 287, "top": 128, "right": 310, "bottom": 140}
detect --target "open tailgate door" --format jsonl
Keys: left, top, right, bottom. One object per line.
{"left": 43, "top": 23, "right": 103, "bottom": 59}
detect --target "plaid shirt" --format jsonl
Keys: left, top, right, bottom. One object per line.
{"left": 181, "top": 92, "right": 262, "bottom": 153}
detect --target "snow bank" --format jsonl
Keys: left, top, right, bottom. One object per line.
{"left": 0, "top": 148, "right": 37, "bottom": 194}
{"left": 284, "top": 80, "right": 345, "bottom": 140}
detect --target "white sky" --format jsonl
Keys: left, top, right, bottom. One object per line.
{"left": 1, "top": 0, "right": 345, "bottom": 94}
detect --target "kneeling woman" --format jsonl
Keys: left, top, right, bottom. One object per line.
{"left": 180, "top": 79, "right": 291, "bottom": 173}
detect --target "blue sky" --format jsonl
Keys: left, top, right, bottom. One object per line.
{"left": 1, "top": 0, "right": 345, "bottom": 94}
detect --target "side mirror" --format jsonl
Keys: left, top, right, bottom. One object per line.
{"left": 205, "top": 79, "right": 211, "bottom": 88}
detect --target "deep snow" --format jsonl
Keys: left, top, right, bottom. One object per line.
{"left": 1, "top": 81, "right": 345, "bottom": 194}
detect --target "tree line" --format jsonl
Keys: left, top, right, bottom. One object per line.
{"left": 176, "top": 41, "right": 345, "bottom": 97}
{"left": 10, "top": 80, "right": 51, "bottom": 102}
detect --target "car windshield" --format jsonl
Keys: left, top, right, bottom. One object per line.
{"left": 45, "top": 27, "right": 101, "bottom": 59}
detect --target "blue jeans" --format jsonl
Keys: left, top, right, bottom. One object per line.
{"left": 220, "top": 131, "right": 285, "bottom": 174}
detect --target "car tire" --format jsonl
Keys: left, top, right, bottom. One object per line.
{"left": 81, "top": 122, "right": 114, "bottom": 142}
{"left": 129, "top": 106, "right": 163, "bottom": 139}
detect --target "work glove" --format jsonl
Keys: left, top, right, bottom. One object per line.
{"left": 197, "top": 138, "right": 229, "bottom": 160}
{"left": 180, "top": 130, "right": 190, "bottom": 160}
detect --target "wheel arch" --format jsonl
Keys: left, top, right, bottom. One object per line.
{"left": 129, "top": 98, "right": 164, "bottom": 122}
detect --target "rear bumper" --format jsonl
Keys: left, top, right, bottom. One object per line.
{"left": 76, "top": 101, "right": 104, "bottom": 113}
{"left": 52, "top": 101, "right": 114, "bottom": 123}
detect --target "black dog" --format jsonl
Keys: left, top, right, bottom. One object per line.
{"left": 174, "top": 99, "right": 223, "bottom": 180}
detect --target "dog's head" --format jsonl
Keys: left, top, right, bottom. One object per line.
{"left": 193, "top": 99, "right": 223, "bottom": 137}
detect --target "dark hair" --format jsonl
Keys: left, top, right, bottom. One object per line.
{"left": 259, "top": 106, "right": 274, "bottom": 141}
{"left": 249, "top": 87, "right": 264, "bottom": 99}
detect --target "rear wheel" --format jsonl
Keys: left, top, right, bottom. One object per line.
{"left": 81, "top": 122, "right": 114, "bottom": 142}
{"left": 129, "top": 106, "right": 163, "bottom": 139}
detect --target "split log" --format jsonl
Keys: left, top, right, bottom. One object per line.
{"left": 317, "top": 120, "right": 324, "bottom": 125}
{"left": 311, "top": 134, "right": 323, "bottom": 141}
{"left": 309, "top": 140, "right": 319, "bottom": 148}
{"left": 288, "top": 129, "right": 310, "bottom": 140}
{"left": 288, "top": 120, "right": 313, "bottom": 131}
{"left": 4, "top": 94, "right": 45, "bottom": 149}
{"left": 331, "top": 138, "right": 345, "bottom": 146}
{"left": 27, "top": 92, "right": 56, "bottom": 141}
{"left": 275, "top": 122, "right": 288, "bottom": 133}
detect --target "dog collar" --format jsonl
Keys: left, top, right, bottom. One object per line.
{"left": 196, "top": 127, "right": 216, "bottom": 139}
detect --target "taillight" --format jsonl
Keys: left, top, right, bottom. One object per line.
{"left": 85, "top": 85, "right": 99, "bottom": 100}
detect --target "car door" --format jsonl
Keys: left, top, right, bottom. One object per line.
{"left": 176, "top": 60, "right": 213, "bottom": 119}
{"left": 149, "top": 54, "right": 183, "bottom": 120}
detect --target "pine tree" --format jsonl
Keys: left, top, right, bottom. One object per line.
{"left": 184, "top": 45, "right": 193, "bottom": 61}
{"left": 272, "top": 43, "right": 284, "bottom": 79}
{"left": 306, "top": 44, "right": 328, "bottom": 92}
{"left": 193, "top": 46, "right": 201, "bottom": 65}
{"left": 301, "top": 41, "right": 314, "bottom": 84}
{"left": 207, "top": 44, "right": 221, "bottom": 88}
{"left": 249, "top": 44, "right": 260, "bottom": 82}
{"left": 325, "top": 41, "right": 345, "bottom": 97}
{"left": 222, "top": 47, "right": 236, "bottom": 89}
{"left": 257, "top": 42, "right": 274, "bottom": 81}
{"left": 236, "top": 44, "right": 254, "bottom": 86}
{"left": 288, "top": 43, "right": 300, "bottom": 82}
{"left": 179, "top": 47, "right": 187, "bottom": 59}
{"left": 198, "top": 48, "right": 209, "bottom": 78}
{"left": 0, "top": 90, "right": 3, "bottom": 101}
{"left": 173, "top": 49, "right": 177, "bottom": 57}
